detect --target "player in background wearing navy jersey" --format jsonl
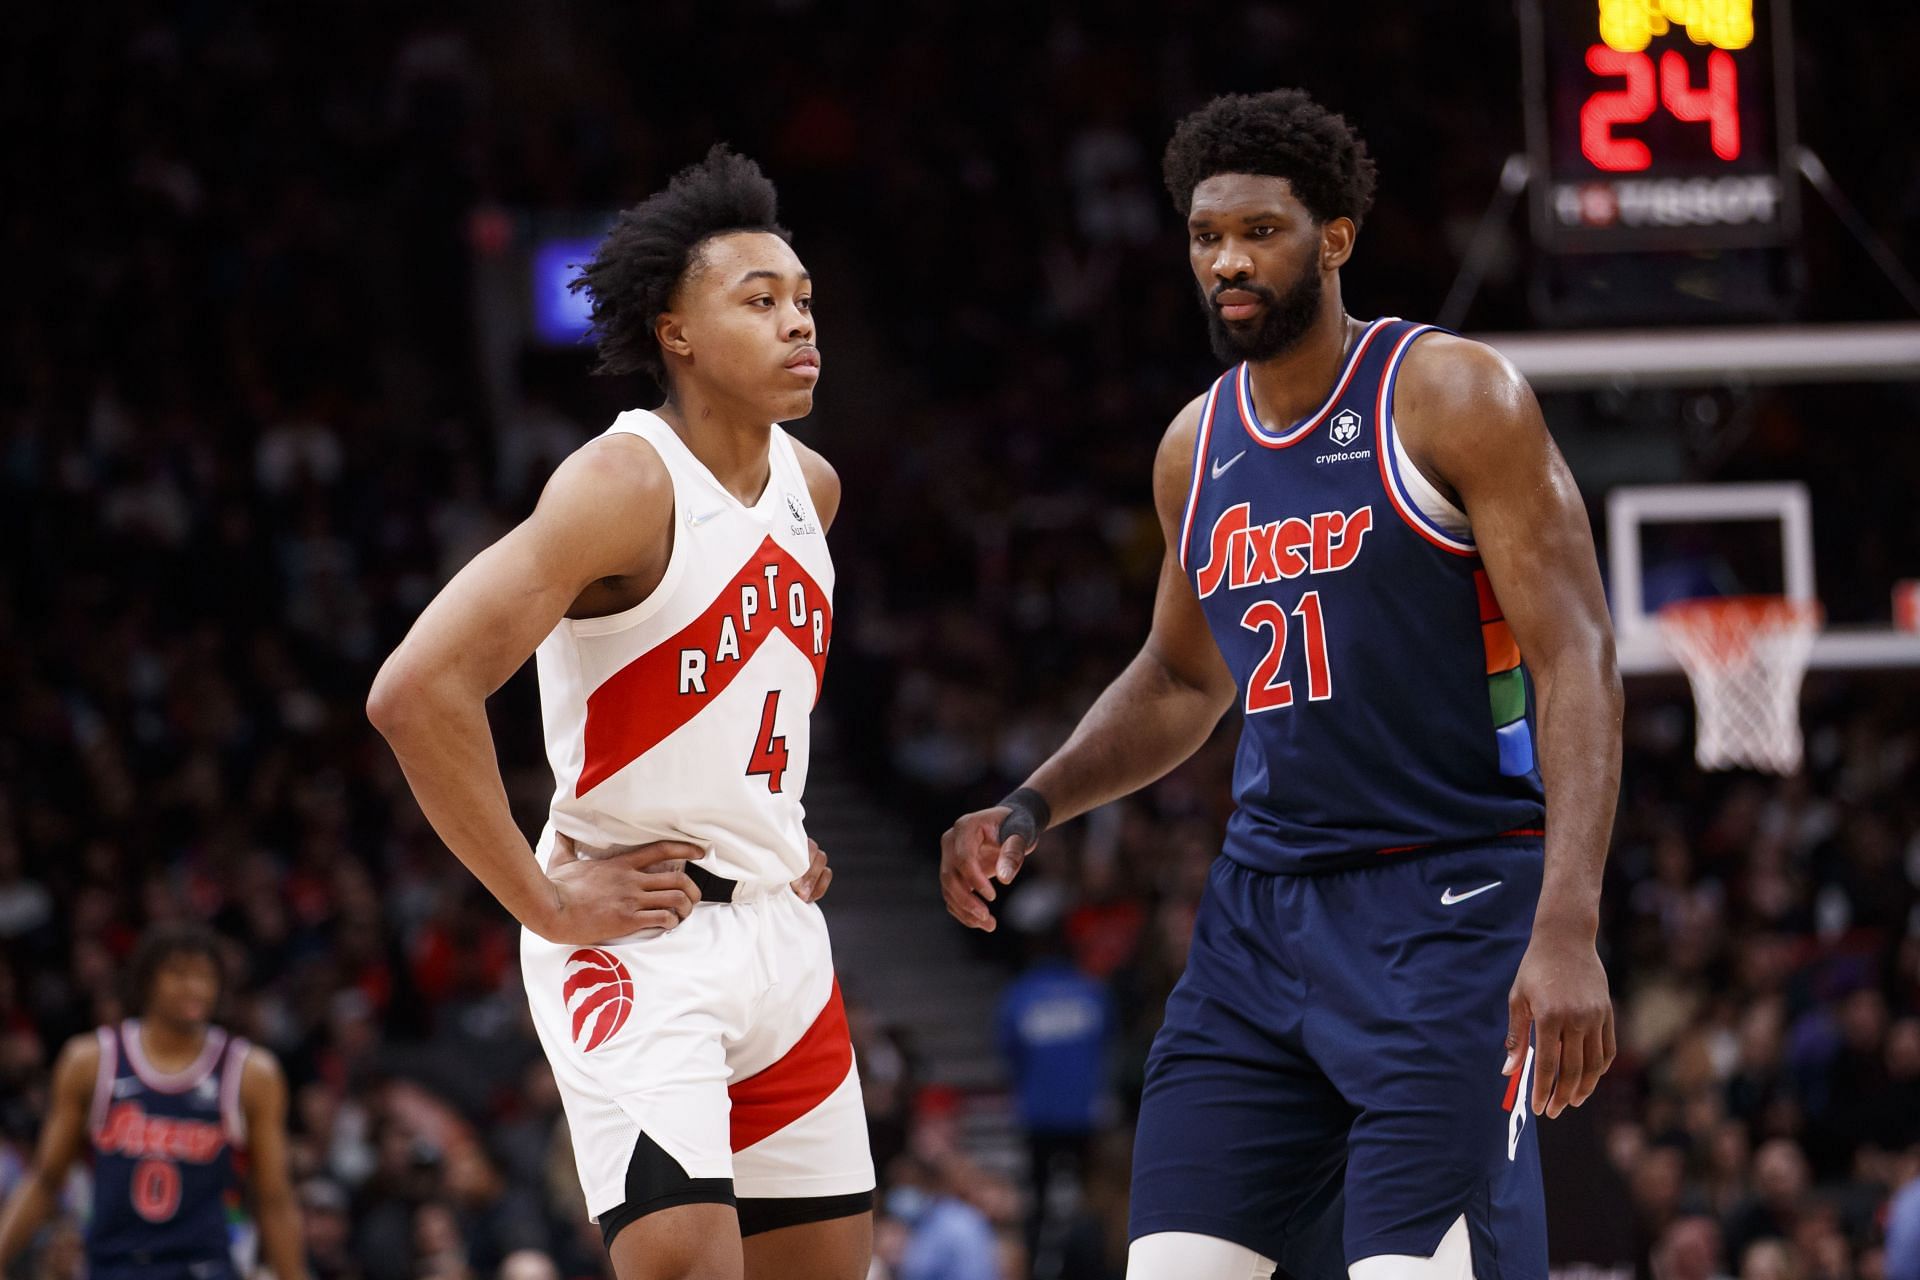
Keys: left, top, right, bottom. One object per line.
{"left": 941, "top": 90, "right": 1621, "bottom": 1280}
{"left": 0, "top": 925, "right": 306, "bottom": 1280}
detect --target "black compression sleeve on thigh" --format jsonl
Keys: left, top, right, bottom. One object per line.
{"left": 736, "top": 1190, "right": 873, "bottom": 1237}
{"left": 599, "top": 1131, "right": 736, "bottom": 1251}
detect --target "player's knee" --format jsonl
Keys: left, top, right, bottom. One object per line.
{"left": 1349, "top": 1215, "right": 1476, "bottom": 1280}
{"left": 607, "top": 1213, "right": 741, "bottom": 1280}
{"left": 1127, "top": 1231, "right": 1278, "bottom": 1280}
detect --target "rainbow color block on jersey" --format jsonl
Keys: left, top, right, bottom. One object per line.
{"left": 1476, "top": 569, "right": 1535, "bottom": 777}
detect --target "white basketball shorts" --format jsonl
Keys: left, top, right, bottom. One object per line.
{"left": 520, "top": 875, "right": 874, "bottom": 1226}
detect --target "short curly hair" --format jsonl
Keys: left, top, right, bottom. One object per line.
{"left": 127, "top": 922, "right": 226, "bottom": 1015}
{"left": 1162, "top": 89, "right": 1378, "bottom": 227}
{"left": 572, "top": 144, "right": 790, "bottom": 389}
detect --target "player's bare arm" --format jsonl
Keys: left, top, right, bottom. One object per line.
{"left": 367, "top": 435, "right": 704, "bottom": 944}
{"left": 0, "top": 1034, "right": 98, "bottom": 1263}
{"left": 940, "top": 394, "right": 1237, "bottom": 931}
{"left": 1396, "top": 333, "right": 1623, "bottom": 1119}
{"left": 238, "top": 1047, "right": 308, "bottom": 1280}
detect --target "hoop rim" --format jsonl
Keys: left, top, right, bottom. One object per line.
{"left": 1657, "top": 595, "right": 1824, "bottom": 668}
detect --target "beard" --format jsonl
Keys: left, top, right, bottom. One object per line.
{"left": 1199, "top": 265, "right": 1324, "bottom": 365}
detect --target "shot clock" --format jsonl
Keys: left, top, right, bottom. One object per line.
{"left": 1521, "top": 0, "right": 1798, "bottom": 255}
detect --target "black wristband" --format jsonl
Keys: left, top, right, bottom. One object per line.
{"left": 998, "top": 787, "right": 1052, "bottom": 840}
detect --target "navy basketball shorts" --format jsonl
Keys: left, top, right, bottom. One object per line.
{"left": 1129, "top": 841, "right": 1548, "bottom": 1280}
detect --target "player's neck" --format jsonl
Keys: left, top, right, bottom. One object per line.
{"left": 1244, "top": 300, "right": 1360, "bottom": 429}
{"left": 137, "top": 1016, "right": 210, "bottom": 1070}
{"left": 655, "top": 392, "right": 775, "bottom": 507}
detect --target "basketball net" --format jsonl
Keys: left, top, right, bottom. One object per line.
{"left": 1658, "top": 596, "right": 1822, "bottom": 775}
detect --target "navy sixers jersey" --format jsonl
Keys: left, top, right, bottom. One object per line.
{"left": 87, "top": 1020, "right": 247, "bottom": 1276}
{"left": 1177, "top": 318, "right": 1545, "bottom": 872}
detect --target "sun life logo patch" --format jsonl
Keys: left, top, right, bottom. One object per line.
{"left": 785, "top": 491, "right": 819, "bottom": 536}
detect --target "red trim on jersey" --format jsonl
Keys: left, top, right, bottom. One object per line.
{"left": 1376, "top": 827, "right": 1545, "bottom": 857}
{"left": 1238, "top": 319, "right": 1390, "bottom": 449}
{"left": 727, "top": 977, "right": 854, "bottom": 1152}
{"left": 1502, "top": 1064, "right": 1525, "bottom": 1112}
{"left": 1374, "top": 328, "right": 1477, "bottom": 557}
{"left": 1474, "top": 569, "right": 1504, "bottom": 623}
{"left": 577, "top": 536, "right": 832, "bottom": 797}
{"left": 1176, "top": 377, "right": 1226, "bottom": 572}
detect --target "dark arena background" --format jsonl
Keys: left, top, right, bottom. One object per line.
{"left": 5, "top": 2, "right": 1920, "bottom": 1278}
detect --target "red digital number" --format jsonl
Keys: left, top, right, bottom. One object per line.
{"left": 746, "top": 691, "right": 789, "bottom": 793}
{"left": 131, "top": 1158, "right": 181, "bottom": 1223}
{"left": 1582, "top": 44, "right": 1743, "bottom": 173}
{"left": 1660, "top": 49, "right": 1741, "bottom": 161}
{"left": 1581, "top": 44, "right": 1655, "bottom": 171}
{"left": 1239, "top": 593, "right": 1332, "bottom": 714}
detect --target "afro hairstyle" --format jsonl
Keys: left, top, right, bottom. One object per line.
{"left": 126, "top": 922, "right": 226, "bottom": 1015}
{"left": 572, "top": 144, "right": 790, "bottom": 390}
{"left": 1162, "top": 89, "right": 1378, "bottom": 227}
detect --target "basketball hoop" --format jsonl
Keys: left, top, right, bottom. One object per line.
{"left": 1658, "top": 596, "right": 1823, "bottom": 775}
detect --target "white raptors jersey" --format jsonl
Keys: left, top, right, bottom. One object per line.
{"left": 534, "top": 410, "right": 833, "bottom": 886}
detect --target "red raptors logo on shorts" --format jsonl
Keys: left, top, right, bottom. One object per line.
{"left": 563, "top": 948, "right": 634, "bottom": 1053}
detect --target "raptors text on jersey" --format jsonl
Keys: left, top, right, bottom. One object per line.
{"left": 534, "top": 411, "right": 834, "bottom": 889}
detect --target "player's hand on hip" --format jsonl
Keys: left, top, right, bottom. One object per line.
{"left": 539, "top": 832, "right": 703, "bottom": 943}
{"left": 939, "top": 806, "right": 1037, "bottom": 932}
{"left": 791, "top": 838, "right": 833, "bottom": 903}
{"left": 1506, "top": 926, "right": 1616, "bottom": 1119}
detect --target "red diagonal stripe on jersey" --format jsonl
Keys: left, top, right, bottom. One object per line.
{"left": 728, "top": 976, "right": 853, "bottom": 1152}
{"left": 578, "top": 536, "right": 832, "bottom": 796}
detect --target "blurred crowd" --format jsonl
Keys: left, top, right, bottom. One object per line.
{"left": 4, "top": 3, "right": 1920, "bottom": 1279}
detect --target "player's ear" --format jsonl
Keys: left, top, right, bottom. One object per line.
{"left": 1319, "top": 217, "right": 1357, "bottom": 272}
{"left": 655, "top": 310, "right": 694, "bottom": 360}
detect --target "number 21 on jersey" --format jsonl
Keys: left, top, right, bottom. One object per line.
{"left": 1240, "top": 591, "right": 1332, "bottom": 713}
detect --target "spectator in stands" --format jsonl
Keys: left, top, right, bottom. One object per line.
{"left": 497, "top": 1251, "right": 561, "bottom": 1280}
{"left": 996, "top": 931, "right": 1113, "bottom": 1252}
{"left": 1885, "top": 1150, "right": 1920, "bottom": 1280}
{"left": 1727, "top": 1140, "right": 1813, "bottom": 1266}
{"left": 1655, "top": 1215, "right": 1735, "bottom": 1280}
{"left": 886, "top": 1155, "right": 1002, "bottom": 1280}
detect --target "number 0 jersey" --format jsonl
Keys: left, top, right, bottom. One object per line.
{"left": 86, "top": 1020, "right": 248, "bottom": 1271}
{"left": 535, "top": 410, "right": 833, "bottom": 888}
{"left": 1178, "top": 319, "right": 1545, "bottom": 873}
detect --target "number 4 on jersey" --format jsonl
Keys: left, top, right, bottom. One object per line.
{"left": 747, "top": 691, "right": 789, "bottom": 792}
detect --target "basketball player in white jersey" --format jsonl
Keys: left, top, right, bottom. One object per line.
{"left": 368, "top": 146, "right": 872, "bottom": 1280}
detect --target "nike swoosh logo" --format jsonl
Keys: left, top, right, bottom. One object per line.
{"left": 1211, "top": 450, "right": 1246, "bottom": 480}
{"left": 688, "top": 508, "right": 725, "bottom": 527}
{"left": 1440, "top": 881, "right": 1502, "bottom": 905}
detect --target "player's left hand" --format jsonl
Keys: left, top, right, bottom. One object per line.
{"left": 791, "top": 838, "right": 833, "bottom": 903}
{"left": 1506, "top": 927, "right": 1615, "bottom": 1119}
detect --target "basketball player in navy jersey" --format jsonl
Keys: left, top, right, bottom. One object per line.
{"left": 0, "top": 925, "right": 306, "bottom": 1280}
{"left": 941, "top": 90, "right": 1622, "bottom": 1280}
